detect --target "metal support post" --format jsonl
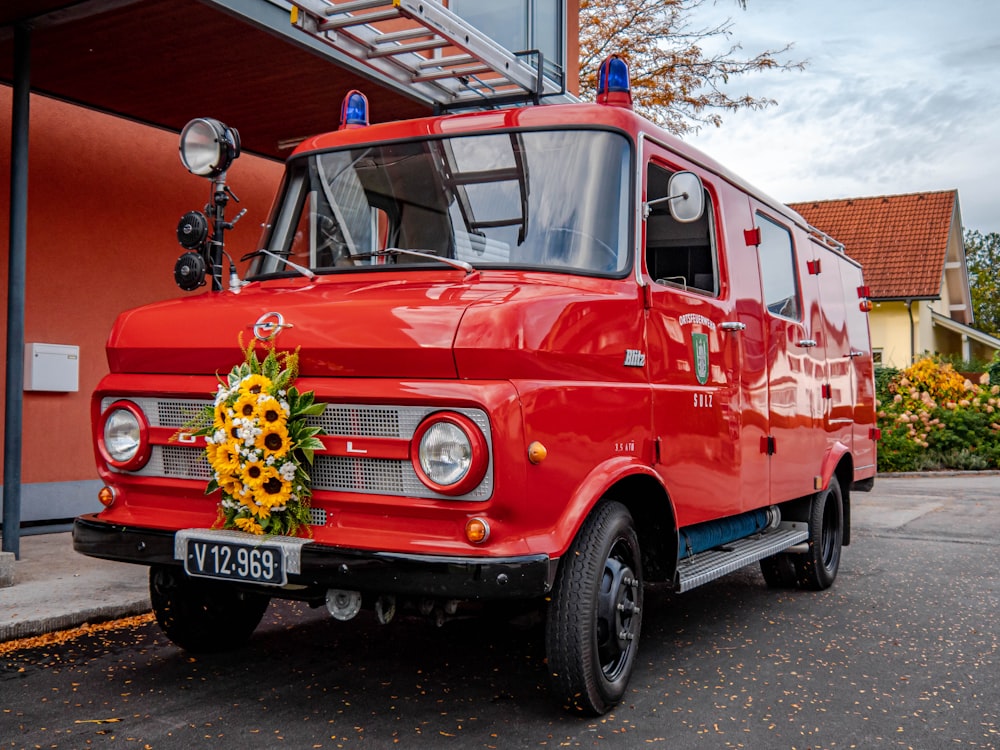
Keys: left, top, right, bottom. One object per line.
{"left": 3, "top": 22, "right": 31, "bottom": 559}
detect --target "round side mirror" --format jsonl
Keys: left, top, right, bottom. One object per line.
{"left": 667, "top": 171, "right": 705, "bottom": 223}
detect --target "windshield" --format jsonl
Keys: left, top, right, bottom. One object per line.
{"left": 250, "top": 129, "right": 632, "bottom": 278}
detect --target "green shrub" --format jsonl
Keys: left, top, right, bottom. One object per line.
{"left": 876, "top": 356, "right": 1000, "bottom": 472}
{"left": 989, "top": 351, "right": 1000, "bottom": 386}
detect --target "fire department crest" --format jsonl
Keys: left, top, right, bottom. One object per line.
{"left": 692, "top": 332, "right": 709, "bottom": 385}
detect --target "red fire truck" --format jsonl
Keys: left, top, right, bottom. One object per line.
{"left": 74, "top": 4, "right": 876, "bottom": 716}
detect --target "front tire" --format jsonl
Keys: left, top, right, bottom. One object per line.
{"left": 149, "top": 566, "right": 270, "bottom": 653}
{"left": 795, "top": 476, "right": 844, "bottom": 590}
{"left": 545, "top": 501, "right": 643, "bottom": 715}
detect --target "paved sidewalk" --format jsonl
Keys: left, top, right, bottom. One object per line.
{"left": 0, "top": 531, "right": 150, "bottom": 643}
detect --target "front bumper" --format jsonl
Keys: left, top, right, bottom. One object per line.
{"left": 73, "top": 514, "right": 555, "bottom": 600}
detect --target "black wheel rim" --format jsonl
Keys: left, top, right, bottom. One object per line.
{"left": 596, "top": 538, "right": 640, "bottom": 681}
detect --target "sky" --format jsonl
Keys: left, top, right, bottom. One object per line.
{"left": 681, "top": 0, "right": 1000, "bottom": 233}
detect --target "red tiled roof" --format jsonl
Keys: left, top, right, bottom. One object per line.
{"left": 789, "top": 190, "right": 957, "bottom": 300}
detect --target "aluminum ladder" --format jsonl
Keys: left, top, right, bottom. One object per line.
{"left": 289, "top": 0, "right": 567, "bottom": 108}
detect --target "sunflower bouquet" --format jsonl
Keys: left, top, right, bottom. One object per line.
{"left": 188, "top": 342, "right": 326, "bottom": 537}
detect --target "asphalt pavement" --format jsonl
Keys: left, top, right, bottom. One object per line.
{"left": 0, "top": 471, "right": 997, "bottom": 645}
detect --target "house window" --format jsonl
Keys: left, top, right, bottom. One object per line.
{"left": 872, "top": 349, "right": 883, "bottom": 365}
{"left": 756, "top": 214, "right": 801, "bottom": 320}
{"left": 450, "top": 0, "right": 563, "bottom": 81}
{"left": 644, "top": 162, "right": 718, "bottom": 296}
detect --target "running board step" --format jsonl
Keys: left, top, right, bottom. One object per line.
{"left": 676, "top": 522, "right": 809, "bottom": 593}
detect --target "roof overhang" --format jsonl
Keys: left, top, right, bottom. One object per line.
{"left": 930, "top": 310, "right": 1000, "bottom": 351}
{"left": 0, "top": 0, "right": 437, "bottom": 160}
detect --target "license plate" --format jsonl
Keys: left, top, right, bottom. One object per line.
{"left": 184, "top": 538, "right": 286, "bottom": 586}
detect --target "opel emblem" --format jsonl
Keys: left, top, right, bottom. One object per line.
{"left": 253, "top": 311, "right": 292, "bottom": 341}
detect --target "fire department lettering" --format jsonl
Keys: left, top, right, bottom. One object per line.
{"left": 624, "top": 349, "right": 646, "bottom": 367}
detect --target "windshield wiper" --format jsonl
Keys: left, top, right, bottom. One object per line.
{"left": 241, "top": 249, "right": 316, "bottom": 280}
{"left": 355, "top": 248, "right": 476, "bottom": 275}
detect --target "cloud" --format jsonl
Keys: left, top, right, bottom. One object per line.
{"left": 685, "top": 2, "right": 1000, "bottom": 231}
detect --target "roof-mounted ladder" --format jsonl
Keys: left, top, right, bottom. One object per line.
{"left": 289, "top": 0, "right": 568, "bottom": 109}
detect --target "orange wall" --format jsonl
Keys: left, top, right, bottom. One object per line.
{"left": 567, "top": 0, "right": 579, "bottom": 95}
{"left": 0, "top": 87, "right": 283, "bottom": 484}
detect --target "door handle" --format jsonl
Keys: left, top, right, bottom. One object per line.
{"left": 720, "top": 322, "right": 746, "bottom": 332}
{"left": 797, "top": 338, "right": 818, "bottom": 348}
{"left": 849, "top": 350, "right": 866, "bottom": 358}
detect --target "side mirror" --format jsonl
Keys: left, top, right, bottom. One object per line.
{"left": 642, "top": 170, "right": 705, "bottom": 223}
{"left": 666, "top": 171, "right": 704, "bottom": 223}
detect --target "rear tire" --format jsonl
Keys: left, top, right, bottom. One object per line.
{"left": 149, "top": 566, "right": 270, "bottom": 653}
{"left": 794, "top": 476, "right": 843, "bottom": 591}
{"left": 759, "top": 552, "right": 798, "bottom": 588}
{"left": 545, "top": 501, "right": 643, "bottom": 715}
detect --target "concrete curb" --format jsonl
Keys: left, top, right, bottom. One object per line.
{"left": 0, "top": 598, "right": 152, "bottom": 643}
{"left": 0, "top": 532, "right": 151, "bottom": 644}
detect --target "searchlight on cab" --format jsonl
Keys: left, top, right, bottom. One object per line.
{"left": 173, "top": 117, "right": 246, "bottom": 292}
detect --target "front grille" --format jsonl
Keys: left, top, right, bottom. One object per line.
{"left": 106, "top": 398, "right": 493, "bottom": 501}
{"left": 160, "top": 445, "right": 212, "bottom": 480}
{"left": 315, "top": 455, "right": 406, "bottom": 495}
{"left": 320, "top": 405, "right": 405, "bottom": 437}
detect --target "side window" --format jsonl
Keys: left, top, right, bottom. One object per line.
{"left": 756, "top": 214, "right": 801, "bottom": 320}
{"left": 644, "top": 162, "right": 718, "bottom": 296}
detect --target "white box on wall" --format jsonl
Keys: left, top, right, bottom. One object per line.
{"left": 24, "top": 343, "right": 80, "bottom": 392}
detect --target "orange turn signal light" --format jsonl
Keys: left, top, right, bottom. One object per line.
{"left": 465, "top": 517, "right": 490, "bottom": 544}
{"left": 528, "top": 441, "right": 547, "bottom": 464}
{"left": 98, "top": 486, "right": 116, "bottom": 507}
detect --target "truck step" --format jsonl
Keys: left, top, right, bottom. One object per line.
{"left": 675, "top": 522, "right": 809, "bottom": 593}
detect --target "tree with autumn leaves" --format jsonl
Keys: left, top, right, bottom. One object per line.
{"left": 578, "top": 0, "right": 803, "bottom": 133}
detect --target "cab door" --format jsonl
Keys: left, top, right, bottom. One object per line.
{"left": 642, "top": 147, "right": 746, "bottom": 527}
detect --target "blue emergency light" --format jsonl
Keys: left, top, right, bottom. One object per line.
{"left": 597, "top": 55, "right": 633, "bottom": 109}
{"left": 339, "top": 90, "right": 370, "bottom": 130}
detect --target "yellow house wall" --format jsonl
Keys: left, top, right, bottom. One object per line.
{"left": 871, "top": 298, "right": 998, "bottom": 369}
{"left": 868, "top": 302, "right": 914, "bottom": 368}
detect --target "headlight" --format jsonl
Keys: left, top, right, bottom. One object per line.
{"left": 179, "top": 117, "right": 240, "bottom": 178}
{"left": 412, "top": 413, "right": 488, "bottom": 496}
{"left": 99, "top": 401, "right": 151, "bottom": 471}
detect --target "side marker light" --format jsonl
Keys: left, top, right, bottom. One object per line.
{"left": 465, "top": 518, "right": 490, "bottom": 544}
{"left": 528, "top": 441, "right": 547, "bottom": 464}
{"left": 98, "top": 486, "right": 116, "bottom": 507}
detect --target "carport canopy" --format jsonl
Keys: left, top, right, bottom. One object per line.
{"left": 0, "top": 0, "right": 443, "bottom": 159}
{"left": 3, "top": 0, "right": 567, "bottom": 554}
